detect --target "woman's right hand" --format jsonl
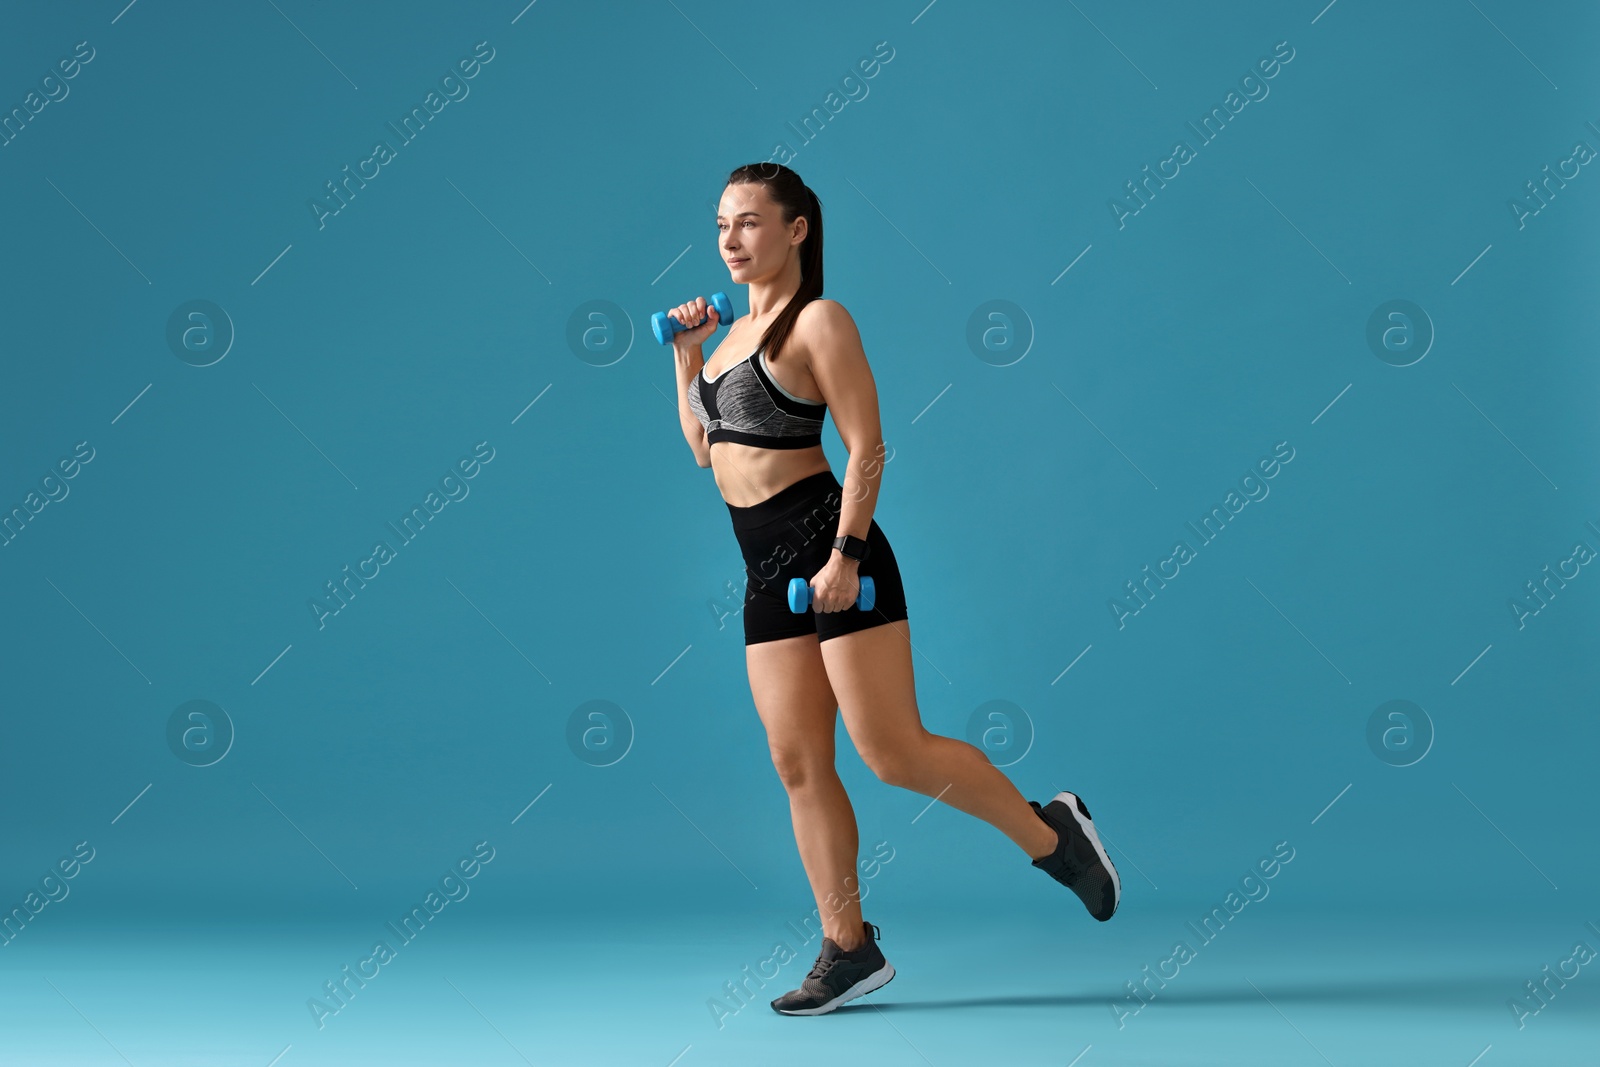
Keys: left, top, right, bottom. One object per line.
{"left": 668, "top": 297, "right": 720, "bottom": 352}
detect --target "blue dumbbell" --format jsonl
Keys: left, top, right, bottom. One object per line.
{"left": 652, "top": 292, "right": 735, "bottom": 346}
{"left": 788, "top": 576, "right": 876, "bottom": 614}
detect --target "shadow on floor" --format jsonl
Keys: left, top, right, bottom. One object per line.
{"left": 843, "top": 975, "right": 1515, "bottom": 1014}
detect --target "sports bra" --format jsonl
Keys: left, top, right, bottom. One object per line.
{"left": 688, "top": 345, "right": 826, "bottom": 449}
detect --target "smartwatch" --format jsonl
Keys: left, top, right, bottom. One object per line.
{"left": 833, "top": 534, "right": 871, "bottom": 563}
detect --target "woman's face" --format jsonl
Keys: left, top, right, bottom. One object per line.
{"left": 717, "top": 183, "right": 805, "bottom": 282}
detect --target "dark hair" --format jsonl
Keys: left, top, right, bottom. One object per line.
{"left": 722, "top": 162, "right": 822, "bottom": 364}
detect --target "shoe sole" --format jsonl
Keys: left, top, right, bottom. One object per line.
{"left": 1050, "top": 790, "right": 1121, "bottom": 919}
{"left": 772, "top": 961, "right": 896, "bottom": 1015}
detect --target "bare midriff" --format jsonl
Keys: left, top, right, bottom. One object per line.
{"left": 701, "top": 322, "right": 832, "bottom": 507}
{"left": 710, "top": 440, "right": 831, "bottom": 507}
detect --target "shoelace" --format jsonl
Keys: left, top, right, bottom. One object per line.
{"left": 807, "top": 957, "right": 838, "bottom": 980}
{"left": 807, "top": 945, "right": 870, "bottom": 981}
{"left": 1047, "top": 822, "right": 1086, "bottom": 882}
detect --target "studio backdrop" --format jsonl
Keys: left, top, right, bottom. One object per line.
{"left": 2, "top": 1, "right": 1596, "bottom": 1064}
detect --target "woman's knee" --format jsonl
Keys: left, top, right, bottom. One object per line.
{"left": 767, "top": 741, "right": 837, "bottom": 791}
{"left": 859, "top": 731, "right": 930, "bottom": 790}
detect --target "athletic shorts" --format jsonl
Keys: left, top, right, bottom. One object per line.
{"left": 726, "top": 469, "right": 909, "bottom": 646}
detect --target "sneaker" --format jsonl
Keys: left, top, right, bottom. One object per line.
{"left": 1029, "top": 791, "right": 1121, "bottom": 921}
{"left": 770, "top": 920, "right": 895, "bottom": 1015}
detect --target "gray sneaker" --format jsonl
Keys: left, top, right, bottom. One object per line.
{"left": 1030, "top": 791, "right": 1121, "bottom": 921}
{"left": 770, "top": 920, "right": 896, "bottom": 1015}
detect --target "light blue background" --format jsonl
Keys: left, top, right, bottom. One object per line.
{"left": 2, "top": 1, "right": 1596, "bottom": 1063}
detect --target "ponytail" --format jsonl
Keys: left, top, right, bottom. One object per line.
{"left": 723, "top": 163, "right": 824, "bottom": 364}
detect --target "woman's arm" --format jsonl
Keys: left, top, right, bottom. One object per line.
{"left": 672, "top": 343, "right": 712, "bottom": 467}
{"left": 798, "top": 299, "right": 885, "bottom": 557}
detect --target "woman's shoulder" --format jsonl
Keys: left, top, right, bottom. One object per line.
{"left": 791, "top": 299, "right": 859, "bottom": 352}
{"left": 797, "top": 297, "right": 853, "bottom": 325}
{"left": 785, "top": 299, "right": 866, "bottom": 383}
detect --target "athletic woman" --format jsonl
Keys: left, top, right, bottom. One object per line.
{"left": 667, "top": 163, "right": 1121, "bottom": 1017}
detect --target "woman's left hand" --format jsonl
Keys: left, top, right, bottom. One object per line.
{"left": 807, "top": 556, "right": 861, "bottom": 613}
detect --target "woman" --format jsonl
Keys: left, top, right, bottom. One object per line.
{"left": 667, "top": 163, "right": 1121, "bottom": 1017}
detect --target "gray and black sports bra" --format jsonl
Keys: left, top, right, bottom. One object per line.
{"left": 688, "top": 346, "right": 826, "bottom": 449}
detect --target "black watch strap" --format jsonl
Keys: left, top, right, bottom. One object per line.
{"left": 833, "top": 534, "right": 871, "bottom": 563}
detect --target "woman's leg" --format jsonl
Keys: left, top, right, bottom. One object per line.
{"left": 819, "top": 620, "right": 1060, "bottom": 859}
{"left": 747, "top": 632, "right": 869, "bottom": 951}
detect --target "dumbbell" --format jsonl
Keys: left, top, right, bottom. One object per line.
{"left": 652, "top": 292, "right": 735, "bottom": 346}
{"left": 788, "top": 576, "right": 876, "bottom": 614}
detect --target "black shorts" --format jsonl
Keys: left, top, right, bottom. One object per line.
{"left": 726, "top": 470, "right": 909, "bottom": 646}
